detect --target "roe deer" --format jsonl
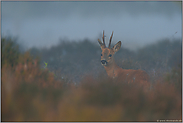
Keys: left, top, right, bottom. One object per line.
{"left": 98, "top": 31, "right": 149, "bottom": 86}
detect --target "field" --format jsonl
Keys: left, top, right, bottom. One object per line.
{"left": 1, "top": 37, "right": 182, "bottom": 121}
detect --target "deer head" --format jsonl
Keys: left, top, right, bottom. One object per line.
{"left": 98, "top": 31, "right": 121, "bottom": 66}
{"left": 97, "top": 31, "right": 150, "bottom": 91}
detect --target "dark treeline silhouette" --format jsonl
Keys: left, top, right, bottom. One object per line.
{"left": 2, "top": 36, "right": 181, "bottom": 121}
{"left": 29, "top": 37, "right": 181, "bottom": 84}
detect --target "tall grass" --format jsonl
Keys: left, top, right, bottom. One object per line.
{"left": 2, "top": 64, "right": 181, "bottom": 121}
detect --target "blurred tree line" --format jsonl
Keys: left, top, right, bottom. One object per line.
{"left": 29, "top": 37, "right": 181, "bottom": 84}
{"left": 2, "top": 37, "right": 20, "bottom": 67}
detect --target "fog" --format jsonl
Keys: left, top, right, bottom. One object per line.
{"left": 2, "top": 2, "right": 182, "bottom": 121}
{"left": 1, "top": 1, "right": 181, "bottom": 50}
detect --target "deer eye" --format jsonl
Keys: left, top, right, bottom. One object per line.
{"left": 101, "top": 54, "right": 103, "bottom": 56}
{"left": 109, "top": 54, "right": 112, "bottom": 57}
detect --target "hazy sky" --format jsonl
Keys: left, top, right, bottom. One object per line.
{"left": 1, "top": 1, "right": 182, "bottom": 50}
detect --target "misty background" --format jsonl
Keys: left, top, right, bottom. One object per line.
{"left": 1, "top": 1, "right": 182, "bottom": 83}
{"left": 1, "top": 2, "right": 182, "bottom": 121}
{"left": 2, "top": 1, "right": 181, "bottom": 50}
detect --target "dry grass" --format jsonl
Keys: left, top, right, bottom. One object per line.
{"left": 2, "top": 53, "right": 182, "bottom": 122}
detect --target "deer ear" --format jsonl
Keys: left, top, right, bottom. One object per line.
{"left": 98, "top": 39, "right": 105, "bottom": 49}
{"left": 112, "top": 41, "right": 121, "bottom": 52}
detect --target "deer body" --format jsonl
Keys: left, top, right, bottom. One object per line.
{"left": 98, "top": 31, "right": 149, "bottom": 85}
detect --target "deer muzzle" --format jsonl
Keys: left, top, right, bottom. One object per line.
{"left": 101, "top": 60, "right": 108, "bottom": 66}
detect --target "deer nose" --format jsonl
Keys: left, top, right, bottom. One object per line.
{"left": 101, "top": 60, "right": 107, "bottom": 65}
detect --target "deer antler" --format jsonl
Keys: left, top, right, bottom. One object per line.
{"left": 108, "top": 31, "right": 113, "bottom": 48}
{"left": 102, "top": 30, "right": 106, "bottom": 47}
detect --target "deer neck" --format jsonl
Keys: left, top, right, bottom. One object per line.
{"left": 103, "top": 60, "right": 122, "bottom": 78}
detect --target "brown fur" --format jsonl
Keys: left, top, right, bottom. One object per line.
{"left": 98, "top": 31, "right": 150, "bottom": 90}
